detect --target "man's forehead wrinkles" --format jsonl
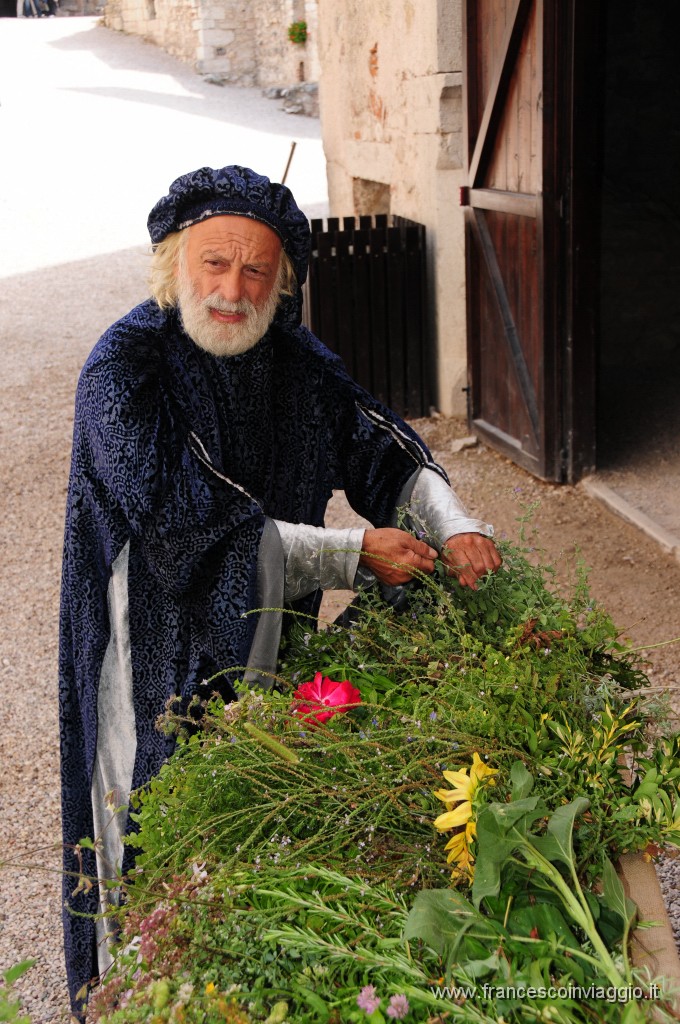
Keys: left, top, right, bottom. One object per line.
{"left": 198, "top": 228, "right": 262, "bottom": 247}
{"left": 189, "top": 226, "right": 280, "bottom": 265}
{"left": 199, "top": 243, "right": 273, "bottom": 266}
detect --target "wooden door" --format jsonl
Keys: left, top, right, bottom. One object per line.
{"left": 462, "top": 0, "right": 598, "bottom": 482}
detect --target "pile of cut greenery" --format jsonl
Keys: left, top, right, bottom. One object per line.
{"left": 86, "top": 534, "right": 680, "bottom": 1024}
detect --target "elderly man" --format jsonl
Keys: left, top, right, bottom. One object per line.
{"left": 59, "top": 164, "right": 500, "bottom": 1011}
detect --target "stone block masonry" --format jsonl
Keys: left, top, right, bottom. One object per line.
{"left": 103, "top": 0, "right": 320, "bottom": 96}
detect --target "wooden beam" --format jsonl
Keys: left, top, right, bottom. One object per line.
{"left": 467, "top": 188, "right": 538, "bottom": 218}
{"left": 468, "top": 0, "right": 535, "bottom": 189}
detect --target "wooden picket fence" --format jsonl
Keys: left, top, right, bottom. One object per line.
{"left": 302, "top": 215, "right": 432, "bottom": 418}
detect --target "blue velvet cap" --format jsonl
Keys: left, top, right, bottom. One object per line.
{"left": 147, "top": 165, "right": 311, "bottom": 288}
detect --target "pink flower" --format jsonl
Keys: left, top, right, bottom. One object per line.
{"left": 387, "top": 994, "right": 410, "bottom": 1019}
{"left": 357, "top": 985, "right": 381, "bottom": 1014}
{"left": 292, "top": 671, "right": 361, "bottom": 724}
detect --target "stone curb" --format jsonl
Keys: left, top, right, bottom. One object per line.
{"left": 581, "top": 477, "right": 680, "bottom": 566}
{"left": 620, "top": 852, "right": 680, "bottom": 987}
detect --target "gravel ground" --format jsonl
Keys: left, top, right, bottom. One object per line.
{"left": 2, "top": 15, "right": 680, "bottom": 1024}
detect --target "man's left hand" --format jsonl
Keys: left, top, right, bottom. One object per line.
{"left": 441, "top": 533, "right": 502, "bottom": 590}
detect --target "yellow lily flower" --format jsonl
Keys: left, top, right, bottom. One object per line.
{"left": 434, "top": 754, "right": 497, "bottom": 819}
{"left": 443, "top": 819, "right": 476, "bottom": 862}
{"left": 434, "top": 801, "right": 473, "bottom": 831}
{"left": 450, "top": 843, "right": 475, "bottom": 883}
{"left": 433, "top": 752, "right": 499, "bottom": 884}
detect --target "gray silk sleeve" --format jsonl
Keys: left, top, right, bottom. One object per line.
{"left": 272, "top": 469, "right": 493, "bottom": 605}
{"left": 406, "top": 466, "right": 495, "bottom": 547}
{"left": 242, "top": 517, "right": 286, "bottom": 690}
{"left": 273, "top": 521, "right": 366, "bottom": 601}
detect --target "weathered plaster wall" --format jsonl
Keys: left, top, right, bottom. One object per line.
{"left": 318, "top": 0, "right": 468, "bottom": 415}
{"left": 103, "top": 0, "right": 319, "bottom": 91}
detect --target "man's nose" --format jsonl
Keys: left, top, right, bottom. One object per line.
{"left": 217, "top": 267, "right": 244, "bottom": 303}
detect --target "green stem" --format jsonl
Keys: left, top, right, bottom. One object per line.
{"left": 518, "top": 841, "right": 627, "bottom": 989}
{"left": 619, "top": 911, "right": 634, "bottom": 984}
{"left": 509, "top": 934, "right": 613, "bottom": 971}
{"left": 626, "top": 635, "right": 680, "bottom": 653}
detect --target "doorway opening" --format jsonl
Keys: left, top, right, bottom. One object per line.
{"left": 596, "top": 1, "right": 680, "bottom": 537}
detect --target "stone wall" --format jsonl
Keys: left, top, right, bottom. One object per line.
{"left": 318, "top": 0, "right": 468, "bottom": 416}
{"left": 254, "top": 0, "right": 318, "bottom": 88}
{"left": 103, "top": 0, "right": 319, "bottom": 92}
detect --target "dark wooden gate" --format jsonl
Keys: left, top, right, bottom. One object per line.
{"left": 302, "top": 215, "right": 432, "bottom": 418}
{"left": 462, "top": 0, "right": 599, "bottom": 481}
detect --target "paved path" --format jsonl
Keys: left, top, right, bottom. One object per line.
{"left": 0, "top": 16, "right": 328, "bottom": 279}
{"left": 0, "top": 16, "right": 326, "bottom": 1021}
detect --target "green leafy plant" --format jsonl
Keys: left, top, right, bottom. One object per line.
{"left": 0, "top": 961, "right": 34, "bottom": 1024}
{"left": 83, "top": 538, "right": 680, "bottom": 1023}
{"left": 405, "top": 763, "right": 661, "bottom": 1023}
{"left": 287, "top": 20, "right": 307, "bottom": 44}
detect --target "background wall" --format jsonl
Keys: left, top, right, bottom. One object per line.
{"left": 103, "top": 0, "right": 319, "bottom": 90}
{"left": 101, "top": 0, "right": 466, "bottom": 413}
{"left": 317, "top": 0, "right": 468, "bottom": 415}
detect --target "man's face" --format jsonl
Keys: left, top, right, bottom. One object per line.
{"left": 177, "top": 214, "right": 283, "bottom": 357}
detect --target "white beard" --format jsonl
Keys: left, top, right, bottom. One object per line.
{"left": 176, "top": 258, "right": 281, "bottom": 358}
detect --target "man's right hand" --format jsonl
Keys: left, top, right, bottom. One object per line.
{"left": 359, "top": 528, "right": 439, "bottom": 586}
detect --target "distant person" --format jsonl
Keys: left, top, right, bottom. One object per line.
{"left": 58, "top": 164, "right": 501, "bottom": 1014}
{"left": 20, "top": 0, "right": 53, "bottom": 14}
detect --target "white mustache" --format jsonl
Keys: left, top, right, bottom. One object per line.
{"left": 205, "top": 296, "right": 253, "bottom": 315}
